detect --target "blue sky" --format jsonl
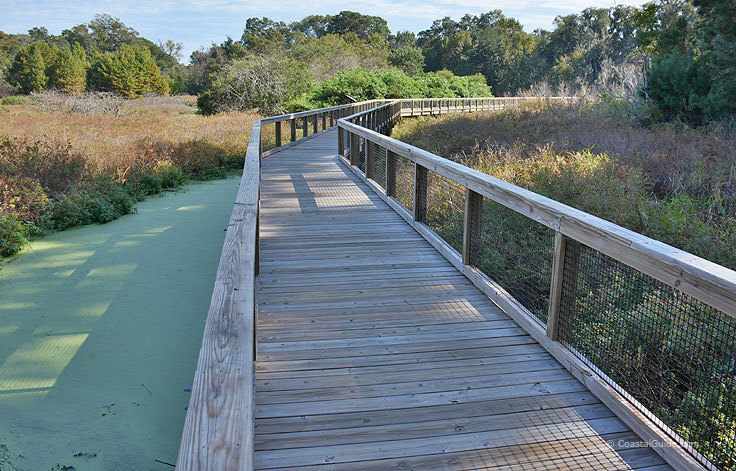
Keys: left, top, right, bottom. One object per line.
{"left": 2, "top": 0, "right": 649, "bottom": 61}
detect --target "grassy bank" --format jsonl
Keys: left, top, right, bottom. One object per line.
{"left": 391, "top": 101, "right": 736, "bottom": 270}
{"left": 0, "top": 95, "right": 260, "bottom": 257}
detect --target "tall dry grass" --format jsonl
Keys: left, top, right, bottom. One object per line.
{"left": 392, "top": 100, "right": 736, "bottom": 269}
{"left": 0, "top": 96, "right": 258, "bottom": 181}
{"left": 0, "top": 95, "right": 263, "bottom": 256}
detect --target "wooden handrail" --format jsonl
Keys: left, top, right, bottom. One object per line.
{"left": 176, "top": 120, "right": 262, "bottom": 471}
{"left": 179, "top": 94, "right": 719, "bottom": 471}
{"left": 337, "top": 100, "right": 732, "bottom": 470}
{"left": 260, "top": 99, "right": 389, "bottom": 124}
{"left": 338, "top": 118, "right": 736, "bottom": 320}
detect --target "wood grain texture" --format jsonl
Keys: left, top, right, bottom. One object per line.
{"left": 176, "top": 121, "right": 261, "bottom": 470}
{"left": 546, "top": 230, "right": 566, "bottom": 341}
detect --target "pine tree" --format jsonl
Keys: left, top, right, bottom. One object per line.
{"left": 49, "top": 44, "right": 88, "bottom": 93}
{"left": 8, "top": 42, "right": 54, "bottom": 93}
{"left": 88, "top": 44, "right": 168, "bottom": 97}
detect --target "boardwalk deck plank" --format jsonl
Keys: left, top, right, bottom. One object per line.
{"left": 254, "top": 130, "right": 670, "bottom": 470}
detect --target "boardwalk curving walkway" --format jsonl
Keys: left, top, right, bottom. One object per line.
{"left": 254, "top": 130, "right": 669, "bottom": 470}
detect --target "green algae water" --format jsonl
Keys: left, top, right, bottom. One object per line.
{"left": 0, "top": 176, "right": 240, "bottom": 470}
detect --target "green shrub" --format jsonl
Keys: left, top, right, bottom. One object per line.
{"left": 47, "top": 176, "right": 135, "bottom": 230}
{"left": 282, "top": 94, "right": 319, "bottom": 112}
{"left": 310, "top": 68, "right": 491, "bottom": 106}
{"left": 646, "top": 52, "right": 711, "bottom": 124}
{"left": 0, "top": 213, "right": 29, "bottom": 256}
{"left": 0, "top": 95, "right": 27, "bottom": 105}
{"left": 127, "top": 161, "right": 187, "bottom": 199}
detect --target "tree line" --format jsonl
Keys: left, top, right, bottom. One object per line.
{"left": 1, "top": 2, "right": 734, "bottom": 123}
{"left": 0, "top": 15, "right": 181, "bottom": 97}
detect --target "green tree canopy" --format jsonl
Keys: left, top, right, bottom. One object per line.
{"left": 49, "top": 43, "right": 88, "bottom": 93}
{"left": 87, "top": 44, "right": 168, "bottom": 97}
{"left": 8, "top": 41, "right": 57, "bottom": 93}
{"left": 388, "top": 46, "right": 425, "bottom": 75}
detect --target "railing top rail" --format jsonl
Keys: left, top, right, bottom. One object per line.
{"left": 176, "top": 119, "right": 261, "bottom": 471}
{"left": 262, "top": 96, "right": 573, "bottom": 125}
{"left": 341, "top": 100, "right": 398, "bottom": 122}
{"left": 397, "top": 96, "right": 573, "bottom": 102}
{"left": 260, "top": 99, "right": 386, "bottom": 124}
{"left": 338, "top": 117, "right": 736, "bottom": 320}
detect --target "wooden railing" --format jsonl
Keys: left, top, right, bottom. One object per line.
{"left": 175, "top": 98, "right": 392, "bottom": 471}
{"left": 397, "top": 96, "right": 573, "bottom": 117}
{"left": 337, "top": 99, "right": 736, "bottom": 471}
{"left": 260, "top": 100, "right": 392, "bottom": 154}
{"left": 177, "top": 95, "right": 735, "bottom": 471}
{"left": 175, "top": 117, "right": 262, "bottom": 471}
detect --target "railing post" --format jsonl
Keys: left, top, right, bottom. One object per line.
{"left": 290, "top": 118, "right": 297, "bottom": 142}
{"left": 350, "top": 132, "right": 359, "bottom": 167}
{"left": 275, "top": 121, "right": 282, "bottom": 148}
{"left": 302, "top": 116, "right": 308, "bottom": 138}
{"left": 462, "top": 189, "right": 483, "bottom": 266}
{"left": 386, "top": 150, "right": 397, "bottom": 197}
{"left": 322, "top": 112, "right": 327, "bottom": 131}
{"left": 314, "top": 114, "right": 318, "bottom": 134}
{"left": 414, "top": 164, "right": 427, "bottom": 222}
{"left": 547, "top": 233, "right": 581, "bottom": 340}
{"left": 366, "top": 140, "right": 375, "bottom": 180}
{"left": 337, "top": 126, "right": 344, "bottom": 157}
{"left": 330, "top": 111, "right": 334, "bottom": 127}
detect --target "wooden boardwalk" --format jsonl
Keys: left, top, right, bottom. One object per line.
{"left": 255, "top": 130, "right": 670, "bottom": 470}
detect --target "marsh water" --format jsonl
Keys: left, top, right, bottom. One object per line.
{"left": 0, "top": 176, "right": 240, "bottom": 470}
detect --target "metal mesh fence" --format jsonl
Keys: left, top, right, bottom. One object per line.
{"left": 370, "top": 144, "right": 388, "bottom": 190}
{"left": 558, "top": 241, "right": 736, "bottom": 471}
{"left": 394, "top": 155, "right": 414, "bottom": 213}
{"left": 476, "top": 200, "right": 555, "bottom": 324}
{"left": 260, "top": 121, "right": 277, "bottom": 152}
{"left": 425, "top": 171, "right": 466, "bottom": 254}
{"left": 357, "top": 136, "right": 366, "bottom": 173}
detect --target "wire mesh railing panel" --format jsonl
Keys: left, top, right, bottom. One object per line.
{"left": 558, "top": 241, "right": 736, "bottom": 471}
{"left": 394, "top": 155, "right": 414, "bottom": 213}
{"left": 477, "top": 199, "right": 555, "bottom": 323}
{"left": 425, "top": 171, "right": 465, "bottom": 254}
{"left": 371, "top": 145, "right": 387, "bottom": 190}
{"left": 357, "top": 136, "right": 366, "bottom": 173}
{"left": 260, "top": 121, "right": 277, "bottom": 152}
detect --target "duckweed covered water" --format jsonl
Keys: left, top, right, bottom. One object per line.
{"left": 0, "top": 176, "right": 240, "bottom": 470}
